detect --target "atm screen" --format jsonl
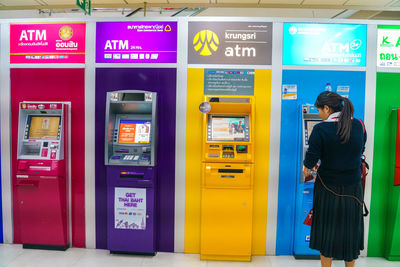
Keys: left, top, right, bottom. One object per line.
{"left": 118, "top": 120, "right": 151, "bottom": 144}
{"left": 210, "top": 116, "right": 247, "bottom": 141}
{"left": 27, "top": 116, "right": 61, "bottom": 140}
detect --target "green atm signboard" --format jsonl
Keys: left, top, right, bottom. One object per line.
{"left": 377, "top": 25, "right": 400, "bottom": 67}
{"left": 76, "top": 0, "right": 91, "bottom": 15}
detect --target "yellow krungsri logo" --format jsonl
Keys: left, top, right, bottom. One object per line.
{"left": 193, "top": 30, "right": 219, "bottom": 56}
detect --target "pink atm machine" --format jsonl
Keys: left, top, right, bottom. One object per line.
{"left": 14, "top": 102, "right": 70, "bottom": 250}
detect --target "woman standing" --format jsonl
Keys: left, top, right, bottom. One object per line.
{"left": 303, "top": 91, "right": 367, "bottom": 267}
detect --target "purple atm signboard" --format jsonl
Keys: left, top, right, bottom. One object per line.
{"left": 96, "top": 22, "right": 177, "bottom": 63}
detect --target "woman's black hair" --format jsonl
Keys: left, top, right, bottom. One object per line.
{"left": 314, "top": 91, "right": 354, "bottom": 144}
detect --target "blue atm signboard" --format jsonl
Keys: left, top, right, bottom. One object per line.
{"left": 283, "top": 23, "right": 367, "bottom": 66}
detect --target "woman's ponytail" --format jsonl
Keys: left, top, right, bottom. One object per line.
{"left": 337, "top": 97, "right": 354, "bottom": 143}
{"left": 315, "top": 91, "right": 355, "bottom": 144}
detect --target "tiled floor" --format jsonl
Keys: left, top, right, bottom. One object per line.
{"left": 0, "top": 244, "right": 399, "bottom": 267}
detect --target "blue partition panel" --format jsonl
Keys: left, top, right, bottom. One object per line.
{"left": 276, "top": 70, "right": 366, "bottom": 255}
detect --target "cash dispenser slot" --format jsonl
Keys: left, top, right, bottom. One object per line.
{"left": 218, "top": 169, "right": 243, "bottom": 173}
{"left": 29, "top": 166, "right": 51, "bottom": 171}
{"left": 120, "top": 172, "right": 144, "bottom": 179}
{"left": 203, "top": 163, "right": 253, "bottom": 189}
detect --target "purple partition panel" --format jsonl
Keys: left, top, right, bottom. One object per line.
{"left": 95, "top": 68, "right": 176, "bottom": 251}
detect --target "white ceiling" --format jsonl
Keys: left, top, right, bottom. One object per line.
{"left": 0, "top": 0, "right": 399, "bottom": 19}
{"left": 0, "top": 0, "right": 398, "bottom": 6}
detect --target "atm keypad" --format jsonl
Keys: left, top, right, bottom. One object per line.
{"left": 121, "top": 155, "right": 140, "bottom": 161}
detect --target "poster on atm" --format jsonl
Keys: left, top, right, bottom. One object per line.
{"left": 10, "top": 23, "right": 86, "bottom": 63}
{"left": 96, "top": 22, "right": 177, "bottom": 63}
{"left": 377, "top": 25, "right": 400, "bottom": 67}
{"left": 283, "top": 23, "right": 367, "bottom": 66}
{"left": 114, "top": 187, "right": 146, "bottom": 230}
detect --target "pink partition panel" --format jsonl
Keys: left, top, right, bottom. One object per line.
{"left": 11, "top": 68, "right": 86, "bottom": 247}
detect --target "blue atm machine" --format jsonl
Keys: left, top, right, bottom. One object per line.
{"left": 293, "top": 105, "right": 321, "bottom": 259}
{"left": 276, "top": 69, "right": 366, "bottom": 258}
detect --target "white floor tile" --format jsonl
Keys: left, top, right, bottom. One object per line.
{"left": 72, "top": 249, "right": 143, "bottom": 267}
{"left": 141, "top": 252, "right": 206, "bottom": 267}
{"left": 352, "top": 257, "right": 400, "bottom": 267}
{"left": 206, "top": 255, "right": 272, "bottom": 267}
{"left": 0, "top": 244, "right": 25, "bottom": 267}
{"left": 267, "top": 255, "right": 321, "bottom": 267}
{"left": 4, "top": 247, "right": 85, "bottom": 267}
{"left": 1, "top": 244, "right": 399, "bottom": 267}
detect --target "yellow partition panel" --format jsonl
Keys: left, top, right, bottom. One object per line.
{"left": 252, "top": 69, "right": 271, "bottom": 255}
{"left": 184, "top": 68, "right": 271, "bottom": 255}
{"left": 184, "top": 68, "right": 204, "bottom": 253}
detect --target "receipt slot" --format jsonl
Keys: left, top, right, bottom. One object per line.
{"left": 105, "top": 90, "right": 157, "bottom": 255}
{"left": 200, "top": 96, "right": 255, "bottom": 262}
{"left": 293, "top": 105, "right": 321, "bottom": 259}
{"left": 14, "top": 102, "right": 70, "bottom": 250}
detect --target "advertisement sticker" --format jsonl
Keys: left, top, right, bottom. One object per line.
{"left": 377, "top": 25, "right": 400, "bottom": 67}
{"left": 96, "top": 22, "right": 177, "bottom": 63}
{"left": 188, "top": 22, "right": 272, "bottom": 65}
{"left": 199, "top": 102, "right": 211, "bottom": 113}
{"left": 283, "top": 23, "right": 367, "bottom": 66}
{"left": 115, "top": 187, "right": 146, "bottom": 230}
{"left": 10, "top": 23, "right": 86, "bottom": 63}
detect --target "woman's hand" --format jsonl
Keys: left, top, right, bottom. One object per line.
{"left": 303, "top": 167, "right": 312, "bottom": 178}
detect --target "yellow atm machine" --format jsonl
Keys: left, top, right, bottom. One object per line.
{"left": 200, "top": 95, "right": 255, "bottom": 261}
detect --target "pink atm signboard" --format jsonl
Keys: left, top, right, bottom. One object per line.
{"left": 10, "top": 23, "right": 86, "bottom": 63}
{"left": 96, "top": 22, "right": 177, "bottom": 63}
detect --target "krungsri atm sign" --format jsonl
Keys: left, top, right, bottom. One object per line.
{"left": 188, "top": 21, "right": 273, "bottom": 65}
{"left": 10, "top": 23, "right": 86, "bottom": 63}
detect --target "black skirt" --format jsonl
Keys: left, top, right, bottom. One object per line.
{"left": 310, "top": 178, "right": 364, "bottom": 262}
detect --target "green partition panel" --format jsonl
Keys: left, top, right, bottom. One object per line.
{"left": 368, "top": 72, "right": 400, "bottom": 260}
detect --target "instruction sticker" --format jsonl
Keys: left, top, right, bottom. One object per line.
{"left": 336, "top": 85, "right": 350, "bottom": 98}
{"left": 282, "top": 84, "right": 297, "bottom": 100}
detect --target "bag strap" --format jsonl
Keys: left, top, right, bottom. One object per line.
{"left": 357, "top": 118, "right": 366, "bottom": 134}
{"left": 357, "top": 118, "right": 367, "bottom": 161}
{"left": 317, "top": 173, "right": 369, "bottom": 216}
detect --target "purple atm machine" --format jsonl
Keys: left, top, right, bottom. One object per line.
{"left": 105, "top": 90, "right": 157, "bottom": 255}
